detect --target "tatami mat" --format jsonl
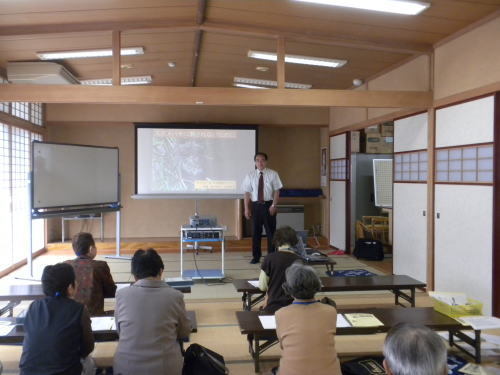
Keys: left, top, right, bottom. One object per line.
{"left": 2, "top": 250, "right": 497, "bottom": 374}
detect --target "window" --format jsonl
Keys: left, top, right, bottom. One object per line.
{"left": 0, "top": 77, "right": 9, "bottom": 113}
{"left": 436, "top": 144, "right": 493, "bottom": 184}
{"left": 0, "top": 122, "right": 44, "bottom": 271}
{"left": 0, "top": 78, "right": 44, "bottom": 126}
{"left": 330, "top": 158, "right": 348, "bottom": 180}
{"left": 394, "top": 150, "right": 427, "bottom": 182}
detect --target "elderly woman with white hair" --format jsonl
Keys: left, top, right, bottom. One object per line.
{"left": 274, "top": 263, "right": 341, "bottom": 375}
{"left": 383, "top": 323, "right": 448, "bottom": 375}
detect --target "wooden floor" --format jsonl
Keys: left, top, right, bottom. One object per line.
{"left": 45, "top": 236, "right": 331, "bottom": 254}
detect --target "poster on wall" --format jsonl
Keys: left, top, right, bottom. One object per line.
{"left": 321, "top": 147, "right": 327, "bottom": 187}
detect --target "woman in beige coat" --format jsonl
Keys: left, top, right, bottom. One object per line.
{"left": 114, "top": 249, "right": 192, "bottom": 375}
{"left": 275, "top": 263, "right": 341, "bottom": 375}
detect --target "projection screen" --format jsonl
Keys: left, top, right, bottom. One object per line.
{"left": 135, "top": 125, "right": 257, "bottom": 198}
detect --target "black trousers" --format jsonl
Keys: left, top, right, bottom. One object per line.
{"left": 251, "top": 201, "right": 277, "bottom": 260}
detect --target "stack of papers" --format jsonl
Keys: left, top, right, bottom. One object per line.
{"left": 91, "top": 317, "right": 116, "bottom": 331}
{"left": 0, "top": 321, "right": 14, "bottom": 336}
{"left": 344, "top": 313, "right": 384, "bottom": 327}
{"left": 457, "top": 316, "right": 500, "bottom": 330}
{"left": 429, "top": 291, "right": 468, "bottom": 306}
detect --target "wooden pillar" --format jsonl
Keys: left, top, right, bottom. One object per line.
{"left": 426, "top": 107, "right": 435, "bottom": 290}
{"left": 112, "top": 30, "right": 121, "bottom": 86}
{"left": 277, "top": 37, "right": 285, "bottom": 89}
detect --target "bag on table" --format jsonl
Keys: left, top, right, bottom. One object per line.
{"left": 182, "top": 343, "right": 229, "bottom": 375}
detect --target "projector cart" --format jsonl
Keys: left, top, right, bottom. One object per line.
{"left": 180, "top": 225, "right": 226, "bottom": 280}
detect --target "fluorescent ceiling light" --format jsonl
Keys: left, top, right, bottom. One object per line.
{"left": 234, "top": 77, "right": 312, "bottom": 89}
{"left": 37, "top": 47, "right": 144, "bottom": 60}
{"left": 248, "top": 50, "right": 346, "bottom": 68}
{"left": 293, "top": 0, "right": 430, "bottom": 15}
{"left": 80, "top": 75, "right": 152, "bottom": 86}
{"left": 234, "top": 83, "right": 269, "bottom": 89}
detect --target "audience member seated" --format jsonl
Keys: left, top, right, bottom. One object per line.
{"left": 20, "top": 263, "right": 95, "bottom": 375}
{"left": 114, "top": 248, "right": 192, "bottom": 375}
{"left": 275, "top": 263, "right": 341, "bottom": 375}
{"left": 258, "top": 226, "right": 302, "bottom": 314}
{"left": 383, "top": 323, "right": 447, "bottom": 375}
{"left": 65, "top": 232, "right": 117, "bottom": 316}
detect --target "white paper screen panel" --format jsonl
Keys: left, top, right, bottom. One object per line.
{"left": 393, "top": 183, "right": 427, "bottom": 283}
{"left": 33, "top": 142, "right": 119, "bottom": 209}
{"left": 434, "top": 184, "right": 493, "bottom": 315}
{"left": 373, "top": 159, "right": 393, "bottom": 208}
{"left": 330, "top": 134, "right": 346, "bottom": 159}
{"left": 330, "top": 180, "right": 346, "bottom": 250}
{"left": 436, "top": 96, "right": 494, "bottom": 148}
{"left": 394, "top": 112, "right": 428, "bottom": 152}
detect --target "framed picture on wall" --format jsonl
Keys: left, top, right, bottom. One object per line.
{"left": 321, "top": 147, "right": 327, "bottom": 186}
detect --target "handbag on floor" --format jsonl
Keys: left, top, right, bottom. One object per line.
{"left": 353, "top": 239, "right": 384, "bottom": 261}
{"left": 182, "top": 343, "right": 229, "bottom": 375}
{"left": 341, "top": 356, "right": 386, "bottom": 375}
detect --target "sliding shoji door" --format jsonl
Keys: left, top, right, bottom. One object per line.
{"left": 329, "top": 133, "right": 349, "bottom": 251}
{"left": 435, "top": 95, "right": 494, "bottom": 315}
{"left": 393, "top": 112, "right": 428, "bottom": 283}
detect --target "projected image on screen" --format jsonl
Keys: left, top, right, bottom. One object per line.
{"left": 137, "top": 126, "right": 256, "bottom": 196}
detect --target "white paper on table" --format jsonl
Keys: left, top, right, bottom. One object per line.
{"left": 458, "top": 316, "right": 500, "bottom": 330}
{"left": 258, "top": 314, "right": 351, "bottom": 330}
{"left": 248, "top": 280, "right": 260, "bottom": 288}
{"left": 259, "top": 315, "right": 276, "bottom": 329}
{"left": 116, "top": 283, "right": 130, "bottom": 291}
{"left": 91, "top": 317, "right": 116, "bottom": 331}
{"left": 337, "top": 314, "right": 351, "bottom": 328}
{"left": 0, "top": 323, "right": 14, "bottom": 336}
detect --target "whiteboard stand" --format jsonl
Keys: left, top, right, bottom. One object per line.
{"left": 105, "top": 209, "right": 130, "bottom": 260}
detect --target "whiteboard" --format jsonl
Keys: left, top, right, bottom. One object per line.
{"left": 32, "top": 142, "right": 119, "bottom": 209}
{"left": 373, "top": 159, "right": 393, "bottom": 208}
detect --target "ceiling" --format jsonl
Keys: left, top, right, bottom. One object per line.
{"left": 0, "top": 0, "right": 499, "bottom": 89}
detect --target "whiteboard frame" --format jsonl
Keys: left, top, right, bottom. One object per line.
{"left": 31, "top": 141, "right": 120, "bottom": 211}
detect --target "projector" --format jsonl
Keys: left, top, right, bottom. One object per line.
{"left": 189, "top": 215, "right": 217, "bottom": 228}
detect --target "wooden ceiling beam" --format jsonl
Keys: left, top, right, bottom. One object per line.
{"left": 0, "top": 21, "right": 430, "bottom": 55}
{"left": 276, "top": 37, "right": 285, "bottom": 89}
{"left": 191, "top": 0, "right": 207, "bottom": 87}
{"left": 0, "top": 84, "right": 432, "bottom": 108}
{"left": 200, "top": 22, "right": 432, "bottom": 54}
{"left": 0, "top": 21, "right": 198, "bottom": 37}
{"left": 112, "top": 30, "right": 121, "bottom": 86}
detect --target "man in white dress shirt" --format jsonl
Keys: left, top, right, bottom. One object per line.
{"left": 242, "top": 152, "right": 283, "bottom": 264}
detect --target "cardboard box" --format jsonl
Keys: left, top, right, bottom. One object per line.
{"left": 380, "top": 122, "right": 394, "bottom": 136}
{"left": 365, "top": 134, "right": 393, "bottom": 154}
{"left": 351, "top": 131, "right": 360, "bottom": 153}
{"left": 364, "top": 125, "right": 380, "bottom": 134}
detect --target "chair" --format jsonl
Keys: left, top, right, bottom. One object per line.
{"left": 358, "top": 216, "right": 390, "bottom": 245}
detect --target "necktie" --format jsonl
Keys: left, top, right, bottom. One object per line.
{"left": 258, "top": 172, "right": 264, "bottom": 202}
